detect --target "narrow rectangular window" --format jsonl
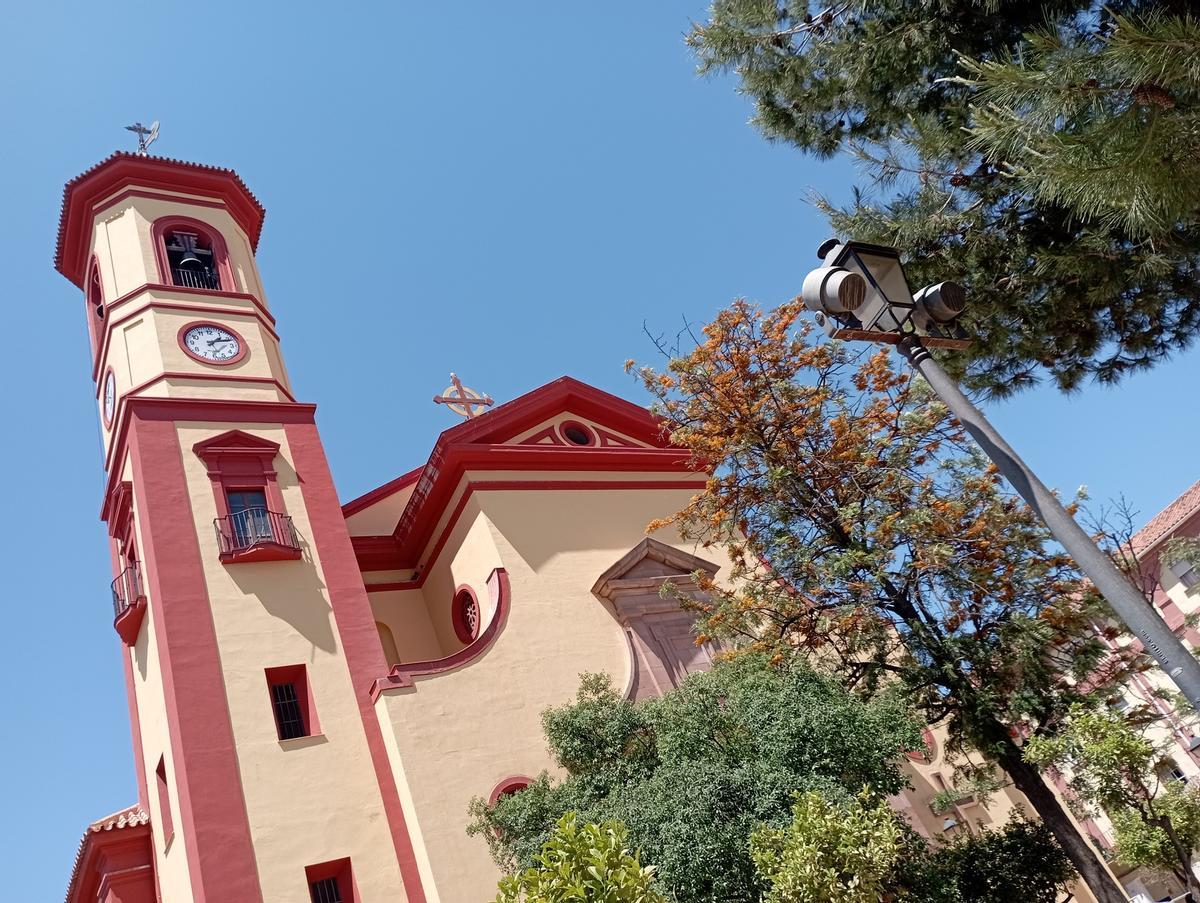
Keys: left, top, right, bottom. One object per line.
{"left": 155, "top": 756, "right": 174, "bottom": 845}
{"left": 309, "top": 877, "right": 343, "bottom": 903}
{"left": 305, "top": 859, "right": 355, "bottom": 903}
{"left": 271, "top": 682, "right": 306, "bottom": 740}
{"left": 227, "top": 488, "right": 271, "bottom": 547}
{"left": 265, "top": 664, "right": 318, "bottom": 741}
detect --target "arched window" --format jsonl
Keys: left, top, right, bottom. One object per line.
{"left": 488, "top": 776, "right": 532, "bottom": 806}
{"left": 84, "top": 257, "right": 105, "bottom": 354}
{"left": 452, "top": 586, "right": 481, "bottom": 644}
{"left": 376, "top": 621, "right": 401, "bottom": 668}
{"left": 152, "top": 216, "right": 234, "bottom": 292}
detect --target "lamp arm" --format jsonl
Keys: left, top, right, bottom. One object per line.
{"left": 896, "top": 334, "right": 1200, "bottom": 711}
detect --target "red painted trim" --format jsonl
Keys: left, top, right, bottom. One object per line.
{"left": 121, "top": 652, "right": 150, "bottom": 813}
{"left": 370, "top": 568, "right": 510, "bottom": 700}
{"left": 114, "top": 598, "right": 148, "bottom": 645}
{"left": 66, "top": 813, "right": 154, "bottom": 903}
{"left": 517, "top": 425, "right": 565, "bottom": 447}
{"left": 56, "top": 153, "right": 265, "bottom": 287}
{"left": 358, "top": 478, "right": 709, "bottom": 579}
{"left": 282, "top": 419, "right": 429, "bottom": 902}
{"left": 451, "top": 584, "right": 481, "bottom": 644}
{"left": 108, "top": 283, "right": 276, "bottom": 326}
{"left": 341, "top": 466, "right": 424, "bottom": 518}
{"left": 152, "top": 215, "right": 237, "bottom": 293}
{"left": 126, "top": 412, "right": 263, "bottom": 901}
{"left": 392, "top": 445, "right": 692, "bottom": 558}
{"left": 558, "top": 419, "right": 597, "bottom": 447}
{"left": 176, "top": 320, "right": 250, "bottom": 367}
{"left": 488, "top": 775, "right": 533, "bottom": 806}
{"left": 116, "top": 370, "right": 296, "bottom": 403}
{"left": 93, "top": 288, "right": 278, "bottom": 384}
{"left": 101, "top": 397, "right": 316, "bottom": 488}
{"left": 102, "top": 367, "right": 116, "bottom": 428}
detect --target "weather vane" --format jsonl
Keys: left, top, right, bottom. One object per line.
{"left": 125, "top": 120, "right": 160, "bottom": 156}
{"left": 433, "top": 373, "right": 494, "bottom": 420}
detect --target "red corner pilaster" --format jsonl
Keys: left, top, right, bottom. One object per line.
{"left": 284, "top": 419, "right": 429, "bottom": 903}
{"left": 127, "top": 412, "right": 263, "bottom": 902}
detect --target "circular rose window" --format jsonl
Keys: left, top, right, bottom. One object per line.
{"left": 453, "top": 588, "right": 480, "bottom": 643}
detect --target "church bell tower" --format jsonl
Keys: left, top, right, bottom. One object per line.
{"left": 56, "top": 153, "right": 426, "bottom": 903}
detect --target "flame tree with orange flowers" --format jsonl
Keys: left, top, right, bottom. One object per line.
{"left": 631, "top": 300, "right": 1140, "bottom": 903}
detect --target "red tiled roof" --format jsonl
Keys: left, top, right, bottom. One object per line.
{"left": 1131, "top": 479, "right": 1200, "bottom": 555}
{"left": 64, "top": 805, "right": 150, "bottom": 902}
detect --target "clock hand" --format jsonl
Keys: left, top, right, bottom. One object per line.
{"left": 207, "top": 337, "right": 232, "bottom": 346}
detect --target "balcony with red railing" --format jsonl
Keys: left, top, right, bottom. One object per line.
{"left": 112, "top": 562, "right": 147, "bottom": 645}
{"left": 214, "top": 507, "right": 302, "bottom": 563}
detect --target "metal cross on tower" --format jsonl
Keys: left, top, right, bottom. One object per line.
{"left": 433, "top": 373, "right": 494, "bottom": 420}
{"left": 124, "top": 120, "right": 160, "bottom": 156}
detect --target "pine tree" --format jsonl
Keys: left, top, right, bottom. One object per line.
{"left": 688, "top": 2, "right": 1200, "bottom": 395}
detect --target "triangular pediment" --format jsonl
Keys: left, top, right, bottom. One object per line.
{"left": 192, "top": 429, "right": 281, "bottom": 461}
{"left": 592, "top": 538, "right": 719, "bottom": 599}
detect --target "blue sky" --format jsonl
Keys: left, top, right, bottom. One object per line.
{"left": 2, "top": 2, "right": 1196, "bottom": 897}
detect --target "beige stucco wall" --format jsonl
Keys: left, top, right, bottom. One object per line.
{"left": 175, "top": 422, "right": 407, "bottom": 902}
{"left": 374, "top": 483, "right": 732, "bottom": 901}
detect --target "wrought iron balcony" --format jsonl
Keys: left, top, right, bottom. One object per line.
{"left": 112, "top": 562, "right": 144, "bottom": 619}
{"left": 170, "top": 266, "right": 221, "bottom": 291}
{"left": 214, "top": 508, "right": 301, "bottom": 563}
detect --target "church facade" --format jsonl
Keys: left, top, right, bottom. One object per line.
{"left": 57, "top": 153, "right": 1059, "bottom": 902}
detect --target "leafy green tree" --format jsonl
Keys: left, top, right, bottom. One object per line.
{"left": 1025, "top": 704, "right": 1200, "bottom": 899}
{"left": 469, "top": 657, "right": 924, "bottom": 903}
{"left": 631, "top": 301, "right": 1140, "bottom": 902}
{"left": 749, "top": 789, "right": 903, "bottom": 903}
{"left": 751, "top": 793, "right": 1075, "bottom": 903}
{"left": 494, "top": 813, "right": 668, "bottom": 903}
{"left": 688, "top": 2, "right": 1200, "bottom": 395}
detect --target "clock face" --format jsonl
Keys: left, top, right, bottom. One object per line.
{"left": 182, "top": 323, "right": 243, "bottom": 363}
{"left": 103, "top": 371, "right": 116, "bottom": 426}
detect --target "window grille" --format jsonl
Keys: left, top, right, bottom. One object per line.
{"left": 271, "top": 682, "right": 307, "bottom": 740}
{"left": 309, "top": 877, "right": 342, "bottom": 903}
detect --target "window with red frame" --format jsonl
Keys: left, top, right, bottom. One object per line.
{"left": 453, "top": 588, "right": 480, "bottom": 644}
{"left": 163, "top": 228, "right": 222, "bottom": 291}
{"left": 306, "top": 858, "right": 356, "bottom": 903}
{"left": 265, "top": 665, "right": 319, "bottom": 741}
{"left": 155, "top": 756, "right": 174, "bottom": 846}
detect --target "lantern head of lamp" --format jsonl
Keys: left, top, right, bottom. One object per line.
{"left": 802, "top": 239, "right": 972, "bottom": 349}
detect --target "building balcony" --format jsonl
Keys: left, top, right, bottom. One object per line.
{"left": 214, "top": 508, "right": 302, "bottom": 563}
{"left": 112, "top": 563, "right": 147, "bottom": 645}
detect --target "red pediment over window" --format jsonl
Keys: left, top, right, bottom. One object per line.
{"left": 193, "top": 430, "right": 301, "bottom": 563}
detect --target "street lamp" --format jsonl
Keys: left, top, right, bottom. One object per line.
{"left": 802, "top": 238, "right": 1200, "bottom": 711}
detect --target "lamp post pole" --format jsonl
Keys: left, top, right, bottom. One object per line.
{"left": 897, "top": 333, "right": 1200, "bottom": 710}
{"left": 802, "top": 238, "right": 1200, "bottom": 711}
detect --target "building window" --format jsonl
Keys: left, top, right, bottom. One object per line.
{"left": 194, "top": 430, "right": 302, "bottom": 564}
{"left": 227, "top": 489, "right": 272, "bottom": 546}
{"left": 1161, "top": 760, "right": 1188, "bottom": 784}
{"left": 489, "top": 776, "right": 533, "bottom": 806}
{"left": 1180, "top": 565, "right": 1200, "bottom": 590}
{"left": 155, "top": 756, "right": 174, "bottom": 847}
{"left": 452, "top": 587, "right": 481, "bottom": 644}
{"left": 164, "top": 229, "right": 221, "bottom": 290}
{"left": 309, "top": 878, "right": 343, "bottom": 903}
{"left": 152, "top": 215, "right": 235, "bottom": 293}
{"left": 306, "top": 858, "right": 356, "bottom": 903}
{"left": 265, "top": 665, "right": 319, "bottom": 741}
{"left": 559, "top": 420, "right": 597, "bottom": 446}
